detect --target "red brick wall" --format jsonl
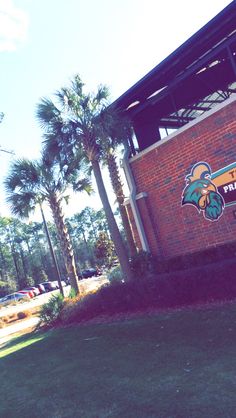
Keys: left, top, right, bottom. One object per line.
{"left": 129, "top": 99, "right": 236, "bottom": 258}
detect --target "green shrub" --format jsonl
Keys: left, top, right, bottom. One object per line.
{"left": 130, "top": 250, "right": 157, "bottom": 280}
{"left": 40, "top": 294, "right": 64, "bottom": 326}
{"left": 68, "top": 288, "right": 77, "bottom": 299}
{"left": 40, "top": 270, "right": 48, "bottom": 282}
{"left": 0, "top": 280, "right": 16, "bottom": 297}
{"left": 25, "top": 276, "right": 35, "bottom": 286}
{"left": 107, "top": 266, "right": 123, "bottom": 283}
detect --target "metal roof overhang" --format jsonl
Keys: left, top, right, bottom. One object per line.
{"left": 111, "top": 1, "right": 236, "bottom": 151}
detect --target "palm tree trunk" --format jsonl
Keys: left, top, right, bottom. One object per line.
{"left": 48, "top": 194, "right": 80, "bottom": 293}
{"left": 106, "top": 152, "right": 137, "bottom": 257}
{"left": 39, "top": 203, "right": 64, "bottom": 297}
{"left": 91, "top": 159, "right": 133, "bottom": 282}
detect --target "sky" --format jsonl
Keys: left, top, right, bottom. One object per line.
{"left": 0, "top": 0, "right": 232, "bottom": 221}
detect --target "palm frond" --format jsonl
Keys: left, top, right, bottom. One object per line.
{"left": 4, "top": 158, "right": 40, "bottom": 192}
{"left": 72, "top": 177, "right": 93, "bottom": 194}
{"left": 70, "top": 74, "right": 84, "bottom": 96}
{"left": 42, "top": 138, "right": 60, "bottom": 162}
{"left": 36, "top": 97, "right": 61, "bottom": 130}
{"left": 55, "top": 87, "right": 71, "bottom": 108}
{"left": 5, "top": 191, "right": 37, "bottom": 219}
{"left": 95, "top": 85, "right": 110, "bottom": 104}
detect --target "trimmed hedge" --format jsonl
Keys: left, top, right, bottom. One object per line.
{"left": 156, "top": 240, "right": 236, "bottom": 273}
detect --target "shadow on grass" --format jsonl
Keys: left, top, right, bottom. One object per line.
{"left": 1, "top": 303, "right": 236, "bottom": 418}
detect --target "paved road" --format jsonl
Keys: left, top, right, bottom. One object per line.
{"left": 0, "top": 275, "right": 109, "bottom": 345}
{"left": 0, "top": 287, "right": 68, "bottom": 318}
{"left": 0, "top": 316, "right": 40, "bottom": 341}
{"left": 0, "top": 275, "right": 108, "bottom": 319}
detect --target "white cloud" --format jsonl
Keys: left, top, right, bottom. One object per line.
{"left": 0, "top": 0, "right": 28, "bottom": 51}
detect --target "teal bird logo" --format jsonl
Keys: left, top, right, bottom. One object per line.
{"left": 182, "top": 162, "right": 225, "bottom": 221}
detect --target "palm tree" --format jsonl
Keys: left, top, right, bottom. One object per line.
{"left": 104, "top": 150, "right": 136, "bottom": 256}
{"left": 4, "top": 153, "right": 91, "bottom": 293}
{"left": 98, "top": 109, "right": 137, "bottom": 256}
{"left": 36, "top": 76, "right": 133, "bottom": 282}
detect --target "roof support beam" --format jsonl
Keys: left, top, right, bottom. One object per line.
{"left": 130, "top": 35, "right": 236, "bottom": 117}
{"left": 227, "top": 45, "right": 236, "bottom": 77}
{"left": 185, "top": 105, "right": 211, "bottom": 111}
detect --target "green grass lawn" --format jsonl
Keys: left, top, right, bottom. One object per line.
{"left": 1, "top": 302, "right": 236, "bottom": 418}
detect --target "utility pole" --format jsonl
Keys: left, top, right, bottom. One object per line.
{"left": 0, "top": 146, "right": 15, "bottom": 155}
{"left": 0, "top": 112, "right": 15, "bottom": 156}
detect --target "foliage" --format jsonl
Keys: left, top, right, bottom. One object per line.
{"left": 4, "top": 154, "right": 92, "bottom": 293}
{"left": 37, "top": 269, "right": 48, "bottom": 283}
{"left": 94, "top": 232, "right": 115, "bottom": 267}
{"left": 25, "top": 276, "right": 34, "bottom": 287}
{"left": 68, "top": 207, "right": 109, "bottom": 243}
{"left": 0, "top": 280, "right": 16, "bottom": 297}
{"left": 129, "top": 250, "right": 157, "bottom": 280}
{"left": 59, "top": 258, "right": 236, "bottom": 325}
{"left": 37, "top": 75, "right": 133, "bottom": 282}
{"left": 0, "top": 208, "right": 109, "bottom": 291}
{"left": 66, "top": 207, "right": 109, "bottom": 268}
{"left": 67, "top": 287, "right": 77, "bottom": 299}
{"left": 107, "top": 265, "right": 123, "bottom": 283}
{"left": 39, "top": 294, "right": 64, "bottom": 325}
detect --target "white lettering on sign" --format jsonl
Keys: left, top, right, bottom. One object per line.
{"left": 223, "top": 182, "right": 236, "bottom": 193}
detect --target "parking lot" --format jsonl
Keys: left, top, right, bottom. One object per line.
{"left": 0, "top": 275, "right": 109, "bottom": 345}
{"left": 0, "top": 275, "right": 108, "bottom": 319}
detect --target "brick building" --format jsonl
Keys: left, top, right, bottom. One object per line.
{"left": 112, "top": 2, "right": 236, "bottom": 266}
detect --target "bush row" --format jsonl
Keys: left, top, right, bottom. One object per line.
{"left": 39, "top": 255, "right": 236, "bottom": 327}
{"left": 56, "top": 257, "right": 236, "bottom": 325}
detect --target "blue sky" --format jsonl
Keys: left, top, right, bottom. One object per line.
{"left": 0, "top": 0, "right": 232, "bottom": 219}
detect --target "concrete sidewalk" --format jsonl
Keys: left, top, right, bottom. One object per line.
{"left": 0, "top": 275, "right": 109, "bottom": 347}
{"left": 0, "top": 316, "right": 40, "bottom": 346}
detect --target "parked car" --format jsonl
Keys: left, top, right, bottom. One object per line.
{"left": 81, "top": 269, "right": 93, "bottom": 279}
{"left": 24, "top": 286, "right": 40, "bottom": 296}
{"left": 14, "top": 292, "right": 31, "bottom": 301}
{"left": 61, "top": 280, "right": 67, "bottom": 287}
{"left": 0, "top": 292, "right": 30, "bottom": 307}
{"left": 57, "top": 280, "right": 66, "bottom": 287}
{"left": 51, "top": 281, "right": 59, "bottom": 289}
{"left": 40, "top": 281, "right": 58, "bottom": 292}
{"left": 18, "top": 289, "right": 35, "bottom": 298}
{"left": 35, "top": 283, "right": 46, "bottom": 294}
{"left": 51, "top": 280, "right": 67, "bottom": 289}
{"left": 81, "top": 268, "right": 102, "bottom": 279}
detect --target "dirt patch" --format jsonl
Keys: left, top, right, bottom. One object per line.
{"left": 0, "top": 306, "right": 40, "bottom": 328}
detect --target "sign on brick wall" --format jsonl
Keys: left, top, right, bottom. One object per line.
{"left": 211, "top": 162, "right": 236, "bottom": 206}
{"left": 182, "top": 161, "right": 236, "bottom": 222}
